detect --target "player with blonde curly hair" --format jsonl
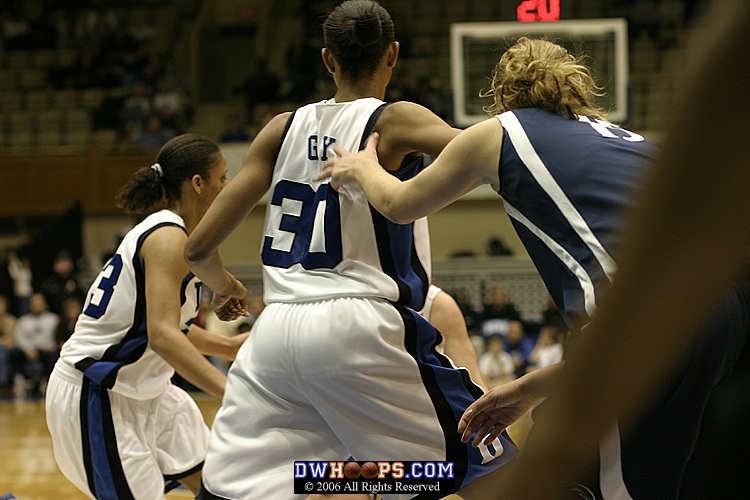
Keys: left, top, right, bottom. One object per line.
{"left": 482, "top": 37, "right": 606, "bottom": 119}
{"left": 317, "top": 35, "right": 726, "bottom": 497}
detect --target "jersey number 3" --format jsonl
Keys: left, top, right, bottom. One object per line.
{"left": 84, "top": 254, "right": 123, "bottom": 318}
{"left": 262, "top": 180, "right": 343, "bottom": 269}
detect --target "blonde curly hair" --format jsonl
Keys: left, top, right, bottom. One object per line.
{"left": 482, "top": 37, "right": 606, "bottom": 119}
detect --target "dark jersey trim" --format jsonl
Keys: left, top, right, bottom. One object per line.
{"left": 358, "top": 102, "right": 389, "bottom": 150}
{"left": 197, "top": 481, "right": 234, "bottom": 500}
{"left": 271, "top": 110, "right": 297, "bottom": 174}
{"left": 164, "top": 461, "right": 204, "bottom": 481}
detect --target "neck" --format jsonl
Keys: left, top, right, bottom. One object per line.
{"left": 333, "top": 78, "right": 387, "bottom": 103}
{"left": 167, "top": 203, "right": 199, "bottom": 235}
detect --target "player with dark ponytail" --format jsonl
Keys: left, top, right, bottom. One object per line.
{"left": 116, "top": 133, "right": 223, "bottom": 214}
{"left": 46, "top": 134, "right": 248, "bottom": 499}
{"left": 186, "top": 1, "right": 512, "bottom": 499}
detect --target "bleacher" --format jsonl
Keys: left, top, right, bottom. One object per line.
{"left": 0, "top": 1, "right": 197, "bottom": 153}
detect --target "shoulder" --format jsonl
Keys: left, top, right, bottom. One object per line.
{"left": 140, "top": 224, "right": 187, "bottom": 262}
{"left": 376, "top": 101, "right": 437, "bottom": 127}
{"left": 256, "top": 111, "right": 295, "bottom": 146}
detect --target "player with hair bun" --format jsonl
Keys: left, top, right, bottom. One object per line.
{"left": 186, "top": 1, "right": 514, "bottom": 499}
{"left": 45, "top": 134, "right": 248, "bottom": 499}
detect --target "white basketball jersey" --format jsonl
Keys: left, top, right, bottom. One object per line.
{"left": 261, "top": 98, "right": 432, "bottom": 310}
{"left": 60, "top": 209, "right": 201, "bottom": 399}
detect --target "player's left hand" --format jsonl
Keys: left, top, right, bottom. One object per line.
{"left": 213, "top": 276, "right": 249, "bottom": 321}
{"left": 314, "top": 132, "right": 381, "bottom": 190}
{"left": 458, "top": 377, "right": 538, "bottom": 447}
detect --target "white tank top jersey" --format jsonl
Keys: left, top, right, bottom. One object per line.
{"left": 261, "top": 97, "right": 432, "bottom": 310}
{"left": 60, "top": 209, "right": 201, "bottom": 400}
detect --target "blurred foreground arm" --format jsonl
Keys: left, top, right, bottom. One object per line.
{"left": 494, "top": 1, "right": 750, "bottom": 497}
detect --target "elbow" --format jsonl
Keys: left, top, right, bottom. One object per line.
{"left": 389, "top": 213, "right": 416, "bottom": 225}
{"left": 183, "top": 238, "right": 206, "bottom": 267}
{"left": 148, "top": 327, "right": 169, "bottom": 357}
{"left": 380, "top": 198, "right": 417, "bottom": 225}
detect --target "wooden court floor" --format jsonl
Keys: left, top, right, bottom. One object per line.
{"left": 0, "top": 393, "right": 533, "bottom": 499}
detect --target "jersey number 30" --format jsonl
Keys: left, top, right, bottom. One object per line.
{"left": 262, "top": 180, "right": 343, "bottom": 269}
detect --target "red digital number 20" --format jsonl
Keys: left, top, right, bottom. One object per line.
{"left": 517, "top": 0, "right": 561, "bottom": 22}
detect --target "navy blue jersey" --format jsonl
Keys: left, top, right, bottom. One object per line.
{"left": 497, "top": 108, "right": 659, "bottom": 333}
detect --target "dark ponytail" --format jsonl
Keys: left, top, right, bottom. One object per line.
{"left": 116, "top": 134, "right": 221, "bottom": 215}
{"left": 324, "top": 0, "right": 394, "bottom": 80}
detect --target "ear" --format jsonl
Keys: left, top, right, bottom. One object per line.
{"left": 322, "top": 48, "right": 336, "bottom": 74}
{"left": 191, "top": 174, "right": 203, "bottom": 195}
{"left": 386, "top": 41, "right": 400, "bottom": 68}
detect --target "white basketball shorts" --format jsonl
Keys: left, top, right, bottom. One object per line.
{"left": 46, "top": 360, "right": 210, "bottom": 499}
{"left": 200, "top": 297, "right": 516, "bottom": 500}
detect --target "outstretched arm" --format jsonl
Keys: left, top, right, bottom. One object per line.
{"left": 457, "top": 363, "right": 562, "bottom": 447}
{"left": 185, "top": 324, "right": 248, "bottom": 361}
{"left": 316, "top": 118, "right": 503, "bottom": 224}
{"left": 493, "top": 2, "right": 750, "bottom": 497}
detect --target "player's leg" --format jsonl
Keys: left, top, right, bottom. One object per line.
{"left": 300, "top": 299, "right": 515, "bottom": 499}
{"left": 178, "top": 471, "right": 202, "bottom": 494}
{"left": 47, "top": 362, "right": 169, "bottom": 498}
{"left": 428, "top": 289, "right": 487, "bottom": 390}
{"left": 46, "top": 363, "right": 96, "bottom": 498}
{"left": 155, "top": 384, "right": 211, "bottom": 495}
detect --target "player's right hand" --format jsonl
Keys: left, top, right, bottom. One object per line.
{"left": 314, "top": 132, "right": 381, "bottom": 190}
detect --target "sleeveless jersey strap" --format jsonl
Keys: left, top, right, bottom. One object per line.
{"left": 358, "top": 102, "right": 390, "bottom": 150}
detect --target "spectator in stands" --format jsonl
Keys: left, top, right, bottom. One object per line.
{"left": 218, "top": 113, "right": 251, "bottom": 144}
{"left": 0, "top": 296, "right": 18, "bottom": 399}
{"left": 525, "top": 294, "right": 568, "bottom": 335}
{"left": 283, "top": 36, "right": 320, "bottom": 103}
{"left": 478, "top": 335, "right": 515, "bottom": 387}
{"left": 153, "top": 78, "right": 184, "bottom": 133}
{"left": 527, "top": 325, "right": 565, "bottom": 372}
{"left": 39, "top": 250, "right": 85, "bottom": 316}
{"left": 233, "top": 58, "right": 280, "bottom": 125}
{"left": 540, "top": 295, "right": 567, "bottom": 330}
{"left": 6, "top": 249, "right": 33, "bottom": 316}
{"left": 451, "top": 289, "right": 480, "bottom": 333}
{"left": 55, "top": 296, "right": 82, "bottom": 349}
{"left": 2, "top": 7, "right": 32, "bottom": 50}
{"left": 450, "top": 288, "right": 484, "bottom": 355}
{"left": 503, "top": 320, "right": 534, "bottom": 378}
{"left": 12, "top": 292, "right": 59, "bottom": 399}
{"left": 133, "top": 113, "right": 174, "bottom": 150}
{"left": 121, "top": 82, "right": 152, "bottom": 135}
{"left": 99, "top": 23, "right": 139, "bottom": 77}
{"left": 166, "top": 61, "right": 194, "bottom": 124}
{"left": 479, "top": 285, "right": 522, "bottom": 338}
{"left": 70, "top": 40, "right": 104, "bottom": 89}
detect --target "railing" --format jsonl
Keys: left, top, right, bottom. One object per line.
{"left": 227, "top": 256, "right": 549, "bottom": 320}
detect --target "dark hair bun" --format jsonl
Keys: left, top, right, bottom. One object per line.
{"left": 351, "top": 13, "right": 382, "bottom": 46}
